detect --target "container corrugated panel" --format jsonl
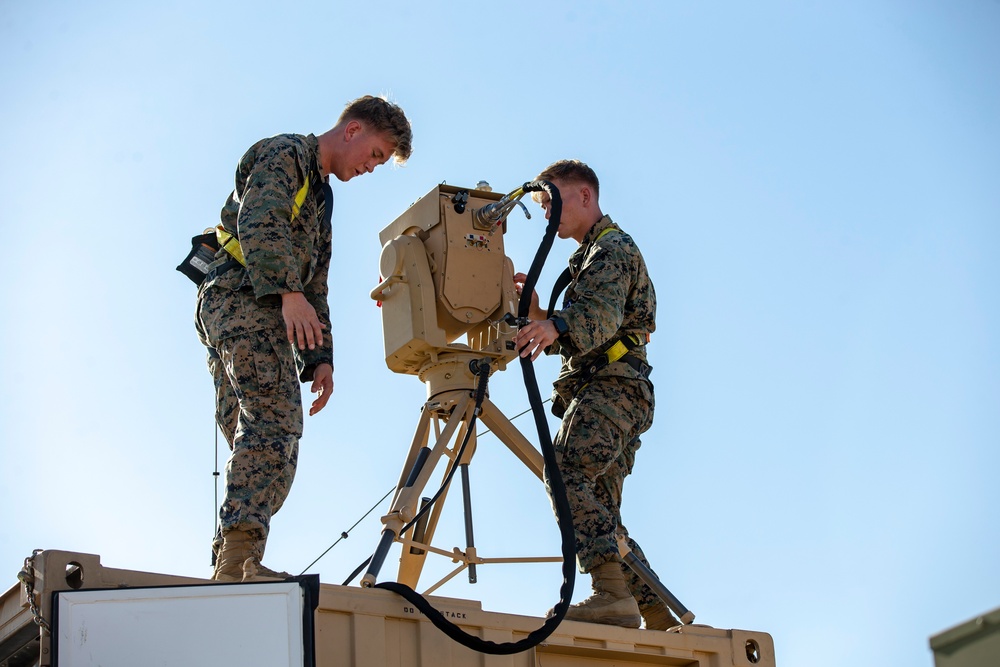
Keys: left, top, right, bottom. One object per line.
{"left": 315, "top": 586, "right": 775, "bottom": 667}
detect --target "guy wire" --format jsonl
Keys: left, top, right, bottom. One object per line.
{"left": 475, "top": 398, "right": 550, "bottom": 438}
{"left": 213, "top": 420, "right": 220, "bottom": 555}
{"left": 299, "top": 486, "right": 395, "bottom": 575}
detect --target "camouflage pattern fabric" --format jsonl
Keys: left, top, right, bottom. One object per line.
{"left": 544, "top": 215, "right": 662, "bottom": 607}
{"left": 207, "top": 352, "right": 238, "bottom": 447}
{"left": 549, "top": 215, "right": 655, "bottom": 413}
{"left": 200, "top": 133, "right": 333, "bottom": 381}
{"left": 211, "top": 329, "right": 301, "bottom": 545}
{"left": 195, "top": 133, "right": 332, "bottom": 551}
{"left": 204, "top": 348, "right": 296, "bottom": 557}
{"left": 546, "top": 377, "right": 661, "bottom": 608}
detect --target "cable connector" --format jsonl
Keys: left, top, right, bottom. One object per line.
{"left": 502, "top": 313, "right": 530, "bottom": 328}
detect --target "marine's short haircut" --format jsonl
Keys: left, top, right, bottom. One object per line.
{"left": 532, "top": 159, "right": 600, "bottom": 202}
{"left": 339, "top": 95, "right": 413, "bottom": 165}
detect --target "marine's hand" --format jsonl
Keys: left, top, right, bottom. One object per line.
{"left": 281, "top": 291, "right": 326, "bottom": 350}
{"left": 514, "top": 319, "right": 558, "bottom": 361}
{"left": 309, "top": 363, "right": 334, "bottom": 416}
{"left": 513, "top": 272, "right": 543, "bottom": 321}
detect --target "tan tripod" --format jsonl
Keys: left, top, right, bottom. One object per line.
{"left": 359, "top": 349, "right": 560, "bottom": 593}
{"left": 360, "top": 182, "right": 548, "bottom": 591}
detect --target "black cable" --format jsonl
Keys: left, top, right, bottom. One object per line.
{"left": 512, "top": 178, "right": 577, "bottom": 628}
{"left": 372, "top": 181, "right": 576, "bottom": 655}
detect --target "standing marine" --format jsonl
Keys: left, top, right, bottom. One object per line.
{"left": 195, "top": 95, "right": 413, "bottom": 582}
{"left": 514, "top": 159, "right": 680, "bottom": 630}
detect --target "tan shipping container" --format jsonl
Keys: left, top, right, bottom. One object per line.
{"left": 3, "top": 550, "right": 774, "bottom": 667}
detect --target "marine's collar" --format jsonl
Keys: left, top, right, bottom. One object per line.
{"left": 581, "top": 215, "right": 617, "bottom": 245}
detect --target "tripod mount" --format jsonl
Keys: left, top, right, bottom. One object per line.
{"left": 363, "top": 184, "right": 557, "bottom": 592}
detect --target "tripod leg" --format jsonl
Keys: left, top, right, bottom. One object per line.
{"left": 396, "top": 469, "right": 453, "bottom": 587}
{"left": 478, "top": 399, "right": 544, "bottom": 480}
{"left": 362, "top": 530, "right": 397, "bottom": 588}
{"left": 395, "top": 407, "right": 433, "bottom": 491}
{"left": 460, "top": 463, "right": 477, "bottom": 584}
{"left": 361, "top": 394, "right": 472, "bottom": 587}
{"left": 397, "top": 400, "right": 478, "bottom": 587}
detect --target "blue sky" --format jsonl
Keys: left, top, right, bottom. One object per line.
{"left": 1, "top": 2, "right": 998, "bottom": 665}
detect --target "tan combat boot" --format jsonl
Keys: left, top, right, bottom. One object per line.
{"left": 238, "top": 534, "right": 291, "bottom": 582}
{"left": 642, "top": 601, "right": 682, "bottom": 631}
{"left": 564, "top": 561, "right": 641, "bottom": 628}
{"left": 241, "top": 559, "right": 292, "bottom": 582}
{"left": 212, "top": 530, "right": 253, "bottom": 582}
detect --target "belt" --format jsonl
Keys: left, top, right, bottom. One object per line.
{"left": 205, "top": 258, "right": 241, "bottom": 281}
{"left": 620, "top": 353, "right": 652, "bottom": 379}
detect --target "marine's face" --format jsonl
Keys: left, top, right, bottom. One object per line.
{"left": 332, "top": 121, "right": 395, "bottom": 182}
{"left": 539, "top": 178, "right": 588, "bottom": 241}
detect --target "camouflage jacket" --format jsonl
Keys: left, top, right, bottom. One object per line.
{"left": 197, "top": 133, "right": 333, "bottom": 381}
{"left": 548, "top": 215, "right": 656, "bottom": 406}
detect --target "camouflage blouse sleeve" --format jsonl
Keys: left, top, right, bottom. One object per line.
{"left": 554, "top": 238, "right": 634, "bottom": 356}
{"left": 296, "top": 206, "right": 334, "bottom": 381}
{"left": 237, "top": 139, "right": 309, "bottom": 300}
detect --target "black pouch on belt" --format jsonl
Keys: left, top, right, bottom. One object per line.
{"left": 176, "top": 231, "right": 220, "bottom": 285}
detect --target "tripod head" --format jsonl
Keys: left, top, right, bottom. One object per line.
{"left": 371, "top": 183, "right": 526, "bottom": 377}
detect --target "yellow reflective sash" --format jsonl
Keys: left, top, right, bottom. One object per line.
{"left": 216, "top": 176, "right": 311, "bottom": 268}
{"left": 291, "top": 175, "right": 310, "bottom": 220}
{"left": 215, "top": 225, "right": 246, "bottom": 266}
{"left": 595, "top": 227, "right": 617, "bottom": 243}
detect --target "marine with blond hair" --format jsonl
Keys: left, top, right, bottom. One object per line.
{"left": 196, "top": 95, "right": 413, "bottom": 582}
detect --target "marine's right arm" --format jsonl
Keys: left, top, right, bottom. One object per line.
{"left": 234, "top": 138, "right": 309, "bottom": 300}
{"left": 233, "top": 139, "right": 325, "bottom": 350}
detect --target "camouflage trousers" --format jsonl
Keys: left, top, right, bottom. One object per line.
{"left": 545, "top": 376, "right": 663, "bottom": 610}
{"left": 202, "top": 327, "right": 302, "bottom": 556}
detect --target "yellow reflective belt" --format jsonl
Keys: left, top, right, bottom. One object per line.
{"left": 605, "top": 339, "right": 631, "bottom": 364}
{"left": 604, "top": 333, "right": 643, "bottom": 364}
{"left": 215, "top": 176, "right": 311, "bottom": 268}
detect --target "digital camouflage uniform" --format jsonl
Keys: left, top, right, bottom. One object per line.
{"left": 545, "top": 215, "right": 663, "bottom": 611}
{"left": 195, "top": 133, "right": 333, "bottom": 560}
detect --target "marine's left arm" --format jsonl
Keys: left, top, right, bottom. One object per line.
{"left": 554, "top": 241, "right": 634, "bottom": 356}
{"left": 296, "top": 214, "right": 334, "bottom": 383}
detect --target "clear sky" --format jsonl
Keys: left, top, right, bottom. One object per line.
{"left": 1, "top": 2, "right": 998, "bottom": 665}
